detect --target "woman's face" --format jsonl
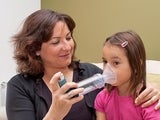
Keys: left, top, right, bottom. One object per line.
{"left": 37, "top": 21, "right": 75, "bottom": 70}
{"left": 102, "top": 42, "right": 132, "bottom": 88}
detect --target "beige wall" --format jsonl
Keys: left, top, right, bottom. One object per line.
{"left": 41, "top": 0, "right": 160, "bottom": 62}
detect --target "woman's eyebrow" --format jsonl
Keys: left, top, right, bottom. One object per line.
{"left": 66, "top": 32, "right": 71, "bottom": 36}
{"left": 51, "top": 32, "right": 71, "bottom": 39}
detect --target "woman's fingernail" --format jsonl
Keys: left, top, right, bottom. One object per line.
{"left": 155, "top": 107, "right": 158, "bottom": 110}
{"left": 135, "top": 99, "right": 138, "bottom": 104}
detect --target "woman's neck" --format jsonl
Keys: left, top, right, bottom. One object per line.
{"left": 43, "top": 66, "right": 73, "bottom": 83}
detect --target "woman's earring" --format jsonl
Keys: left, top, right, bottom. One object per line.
{"left": 36, "top": 52, "right": 40, "bottom": 56}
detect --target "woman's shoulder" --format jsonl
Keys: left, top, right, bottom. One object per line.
{"left": 79, "top": 62, "right": 103, "bottom": 73}
{"left": 80, "top": 62, "right": 100, "bottom": 67}
{"left": 7, "top": 73, "right": 37, "bottom": 88}
{"left": 8, "top": 74, "right": 25, "bottom": 84}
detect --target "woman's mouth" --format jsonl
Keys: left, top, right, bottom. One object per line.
{"left": 59, "top": 53, "right": 70, "bottom": 58}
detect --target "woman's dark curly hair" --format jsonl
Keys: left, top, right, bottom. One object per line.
{"left": 12, "top": 9, "right": 78, "bottom": 76}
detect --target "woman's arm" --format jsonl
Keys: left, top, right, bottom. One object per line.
{"left": 135, "top": 87, "right": 160, "bottom": 110}
{"left": 6, "top": 79, "right": 36, "bottom": 120}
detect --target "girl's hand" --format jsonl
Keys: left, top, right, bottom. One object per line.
{"left": 43, "top": 72, "right": 84, "bottom": 120}
{"left": 135, "top": 87, "right": 160, "bottom": 110}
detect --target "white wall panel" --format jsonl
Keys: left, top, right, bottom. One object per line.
{"left": 0, "top": 0, "right": 41, "bottom": 83}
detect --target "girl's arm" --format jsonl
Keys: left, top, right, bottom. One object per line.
{"left": 96, "top": 111, "right": 106, "bottom": 120}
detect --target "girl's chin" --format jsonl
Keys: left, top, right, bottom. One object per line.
{"left": 110, "top": 83, "right": 118, "bottom": 86}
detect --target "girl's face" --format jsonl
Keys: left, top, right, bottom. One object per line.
{"left": 102, "top": 42, "right": 132, "bottom": 88}
{"left": 37, "top": 21, "right": 75, "bottom": 70}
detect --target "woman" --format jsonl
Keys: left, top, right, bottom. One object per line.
{"left": 6, "top": 9, "right": 160, "bottom": 120}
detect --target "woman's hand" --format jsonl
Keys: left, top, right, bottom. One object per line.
{"left": 135, "top": 87, "right": 160, "bottom": 110}
{"left": 43, "top": 72, "right": 84, "bottom": 120}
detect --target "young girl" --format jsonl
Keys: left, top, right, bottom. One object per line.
{"left": 94, "top": 30, "right": 160, "bottom": 120}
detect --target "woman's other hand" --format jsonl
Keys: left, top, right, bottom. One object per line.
{"left": 135, "top": 87, "right": 160, "bottom": 110}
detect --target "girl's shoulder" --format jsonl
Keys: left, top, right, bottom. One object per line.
{"left": 96, "top": 88, "right": 117, "bottom": 100}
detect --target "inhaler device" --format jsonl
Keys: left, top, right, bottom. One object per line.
{"left": 58, "top": 64, "right": 116, "bottom": 95}
{"left": 78, "top": 64, "right": 116, "bottom": 95}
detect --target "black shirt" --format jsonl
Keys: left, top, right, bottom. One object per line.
{"left": 6, "top": 63, "right": 103, "bottom": 120}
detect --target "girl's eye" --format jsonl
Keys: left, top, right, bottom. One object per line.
{"left": 102, "top": 60, "right": 107, "bottom": 64}
{"left": 113, "top": 61, "right": 119, "bottom": 66}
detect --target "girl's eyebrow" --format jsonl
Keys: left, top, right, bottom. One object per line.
{"left": 102, "top": 57, "right": 106, "bottom": 61}
{"left": 111, "top": 57, "right": 121, "bottom": 61}
{"left": 112, "top": 56, "right": 120, "bottom": 59}
{"left": 102, "top": 56, "right": 120, "bottom": 61}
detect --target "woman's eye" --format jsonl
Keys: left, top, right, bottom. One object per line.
{"left": 51, "top": 39, "right": 60, "bottom": 45}
{"left": 66, "top": 36, "right": 72, "bottom": 41}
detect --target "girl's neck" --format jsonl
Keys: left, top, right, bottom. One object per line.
{"left": 117, "top": 83, "right": 131, "bottom": 96}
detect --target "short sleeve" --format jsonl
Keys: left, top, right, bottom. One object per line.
{"left": 94, "top": 89, "right": 108, "bottom": 113}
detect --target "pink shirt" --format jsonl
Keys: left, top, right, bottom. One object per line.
{"left": 94, "top": 88, "right": 160, "bottom": 120}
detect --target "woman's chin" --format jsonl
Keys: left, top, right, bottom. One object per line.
{"left": 60, "top": 61, "right": 71, "bottom": 67}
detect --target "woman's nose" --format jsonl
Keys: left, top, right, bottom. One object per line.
{"left": 62, "top": 41, "right": 71, "bottom": 50}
